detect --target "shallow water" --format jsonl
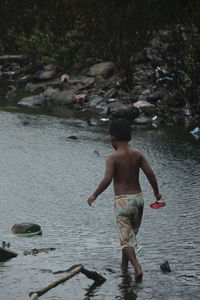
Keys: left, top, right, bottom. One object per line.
{"left": 0, "top": 111, "right": 199, "bottom": 300}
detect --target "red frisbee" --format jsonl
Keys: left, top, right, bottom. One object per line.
{"left": 150, "top": 201, "right": 166, "bottom": 209}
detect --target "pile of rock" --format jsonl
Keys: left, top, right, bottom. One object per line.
{"left": 1, "top": 55, "right": 199, "bottom": 127}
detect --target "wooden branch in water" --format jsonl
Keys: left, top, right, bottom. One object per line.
{"left": 29, "top": 265, "right": 82, "bottom": 298}
{"left": 29, "top": 293, "right": 38, "bottom": 300}
{"left": 29, "top": 264, "right": 106, "bottom": 298}
{"left": 53, "top": 264, "right": 106, "bottom": 283}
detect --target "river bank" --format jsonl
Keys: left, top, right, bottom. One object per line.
{"left": 0, "top": 54, "right": 200, "bottom": 133}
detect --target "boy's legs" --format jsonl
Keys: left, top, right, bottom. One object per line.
{"left": 121, "top": 248, "right": 129, "bottom": 270}
{"left": 115, "top": 194, "right": 143, "bottom": 279}
{"left": 122, "top": 247, "right": 143, "bottom": 280}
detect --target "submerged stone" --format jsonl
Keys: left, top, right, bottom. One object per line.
{"left": 160, "top": 261, "right": 171, "bottom": 272}
{"left": 12, "top": 223, "right": 42, "bottom": 235}
{"left": 0, "top": 246, "right": 18, "bottom": 261}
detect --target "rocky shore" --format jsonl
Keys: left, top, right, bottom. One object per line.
{"left": 0, "top": 54, "right": 200, "bottom": 129}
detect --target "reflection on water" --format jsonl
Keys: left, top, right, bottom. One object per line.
{"left": 0, "top": 111, "right": 199, "bottom": 299}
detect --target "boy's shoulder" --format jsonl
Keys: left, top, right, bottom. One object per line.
{"left": 108, "top": 148, "right": 143, "bottom": 158}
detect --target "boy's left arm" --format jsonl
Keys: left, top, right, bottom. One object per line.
{"left": 87, "top": 154, "right": 115, "bottom": 206}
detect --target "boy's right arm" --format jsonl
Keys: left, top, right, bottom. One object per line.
{"left": 87, "top": 154, "right": 115, "bottom": 206}
{"left": 140, "top": 154, "right": 162, "bottom": 201}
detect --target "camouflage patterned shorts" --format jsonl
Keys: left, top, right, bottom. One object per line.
{"left": 114, "top": 193, "right": 144, "bottom": 249}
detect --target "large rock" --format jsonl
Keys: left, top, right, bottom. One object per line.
{"left": 18, "top": 94, "right": 46, "bottom": 107}
{"left": 106, "top": 102, "right": 139, "bottom": 120}
{"left": 52, "top": 90, "right": 75, "bottom": 105}
{"left": 12, "top": 223, "right": 42, "bottom": 235}
{"left": 34, "top": 70, "right": 57, "bottom": 81}
{"left": 43, "top": 86, "right": 59, "bottom": 98}
{"left": 88, "top": 94, "right": 104, "bottom": 108}
{"left": 87, "top": 62, "right": 115, "bottom": 78}
{"left": 34, "top": 65, "right": 57, "bottom": 81}
{"left": 69, "top": 76, "right": 95, "bottom": 90}
{"left": 0, "top": 247, "right": 18, "bottom": 261}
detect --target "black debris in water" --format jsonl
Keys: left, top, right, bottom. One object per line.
{"left": 160, "top": 261, "right": 171, "bottom": 273}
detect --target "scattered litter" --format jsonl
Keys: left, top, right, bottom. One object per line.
{"left": 94, "top": 150, "right": 100, "bottom": 156}
{"left": 152, "top": 115, "right": 163, "bottom": 127}
{"left": 155, "top": 66, "right": 175, "bottom": 82}
{"left": 190, "top": 127, "right": 200, "bottom": 139}
{"left": 100, "top": 118, "right": 109, "bottom": 122}
{"left": 190, "top": 127, "right": 200, "bottom": 135}
{"left": 133, "top": 100, "right": 154, "bottom": 108}
{"left": 67, "top": 135, "right": 78, "bottom": 140}
{"left": 160, "top": 261, "right": 171, "bottom": 273}
{"left": 184, "top": 108, "right": 192, "bottom": 116}
{"left": 75, "top": 94, "right": 86, "bottom": 105}
{"left": 60, "top": 74, "right": 70, "bottom": 83}
{"left": 105, "top": 98, "right": 118, "bottom": 104}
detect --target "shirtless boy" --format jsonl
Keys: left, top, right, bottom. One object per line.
{"left": 87, "top": 119, "right": 161, "bottom": 281}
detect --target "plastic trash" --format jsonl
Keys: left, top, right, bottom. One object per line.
{"left": 190, "top": 127, "right": 200, "bottom": 139}
{"left": 152, "top": 115, "right": 163, "bottom": 128}
{"left": 155, "top": 66, "right": 174, "bottom": 82}
{"left": 105, "top": 98, "right": 118, "bottom": 104}
{"left": 100, "top": 118, "right": 109, "bottom": 122}
{"left": 160, "top": 261, "right": 171, "bottom": 272}
{"left": 133, "top": 100, "right": 154, "bottom": 108}
{"left": 74, "top": 94, "right": 86, "bottom": 104}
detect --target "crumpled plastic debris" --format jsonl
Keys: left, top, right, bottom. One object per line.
{"left": 133, "top": 100, "right": 154, "bottom": 108}
{"left": 74, "top": 94, "right": 86, "bottom": 104}
{"left": 152, "top": 115, "right": 163, "bottom": 127}
{"left": 190, "top": 127, "right": 200, "bottom": 137}
{"left": 105, "top": 98, "right": 118, "bottom": 104}
{"left": 155, "top": 66, "right": 175, "bottom": 82}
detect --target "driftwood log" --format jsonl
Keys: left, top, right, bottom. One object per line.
{"left": 29, "top": 264, "right": 106, "bottom": 298}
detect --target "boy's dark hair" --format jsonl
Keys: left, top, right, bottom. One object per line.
{"left": 109, "top": 119, "right": 131, "bottom": 141}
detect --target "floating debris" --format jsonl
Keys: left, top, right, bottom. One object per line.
{"left": 160, "top": 261, "right": 171, "bottom": 273}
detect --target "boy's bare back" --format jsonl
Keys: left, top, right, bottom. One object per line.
{"left": 110, "top": 148, "right": 141, "bottom": 195}
{"left": 87, "top": 119, "right": 161, "bottom": 207}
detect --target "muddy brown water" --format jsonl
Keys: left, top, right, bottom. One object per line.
{"left": 0, "top": 109, "right": 199, "bottom": 300}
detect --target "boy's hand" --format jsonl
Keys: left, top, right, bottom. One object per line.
{"left": 154, "top": 192, "right": 162, "bottom": 201}
{"left": 87, "top": 195, "right": 97, "bottom": 206}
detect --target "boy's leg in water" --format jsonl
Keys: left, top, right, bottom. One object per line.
{"left": 121, "top": 248, "right": 129, "bottom": 270}
{"left": 123, "top": 247, "right": 143, "bottom": 280}
{"left": 115, "top": 194, "right": 144, "bottom": 280}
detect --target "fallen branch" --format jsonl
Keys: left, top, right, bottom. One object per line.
{"left": 0, "top": 55, "right": 25, "bottom": 61}
{"left": 29, "top": 265, "right": 106, "bottom": 298}
{"left": 30, "top": 294, "right": 38, "bottom": 300}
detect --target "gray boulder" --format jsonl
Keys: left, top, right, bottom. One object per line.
{"left": 87, "top": 62, "right": 115, "bottom": 78}
{"left": 34, "top": 70, "right": 57, "bottom": 81}
{"left": 88, "top": 95, "right": 104, "bottom": 108}
{"left": 18, "top": 94, "right": 46, "bottom": 107}
{"left": 43, "top": 86, "right": 59, "bottom": 98}
{"left": 106, "top": 102, "right": 139, "bottom": 120}
{"left": 43, "top": 64, "right": 56, "bottom": 71}
{"left": 52, "top": 90, "right": 75, "bottom": 105}
{"left": 12, "top": 223, "right": 42, "bottom": 235}
{"left": 0, "top": 247, "right": 18, "bottom": 261}
{"left": 34, "top": 65, "right": 57, "bottom": 81}
{"left": 69, "top": 76, "right": 95, "bottom": 90}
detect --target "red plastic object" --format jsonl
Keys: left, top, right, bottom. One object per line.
{"left": 150, "top": 201, "right": 166, "bottom": 209}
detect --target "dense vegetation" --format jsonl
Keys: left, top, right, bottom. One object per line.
{"left": 0, "top": 0, "right": 200, "bottom": 105}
